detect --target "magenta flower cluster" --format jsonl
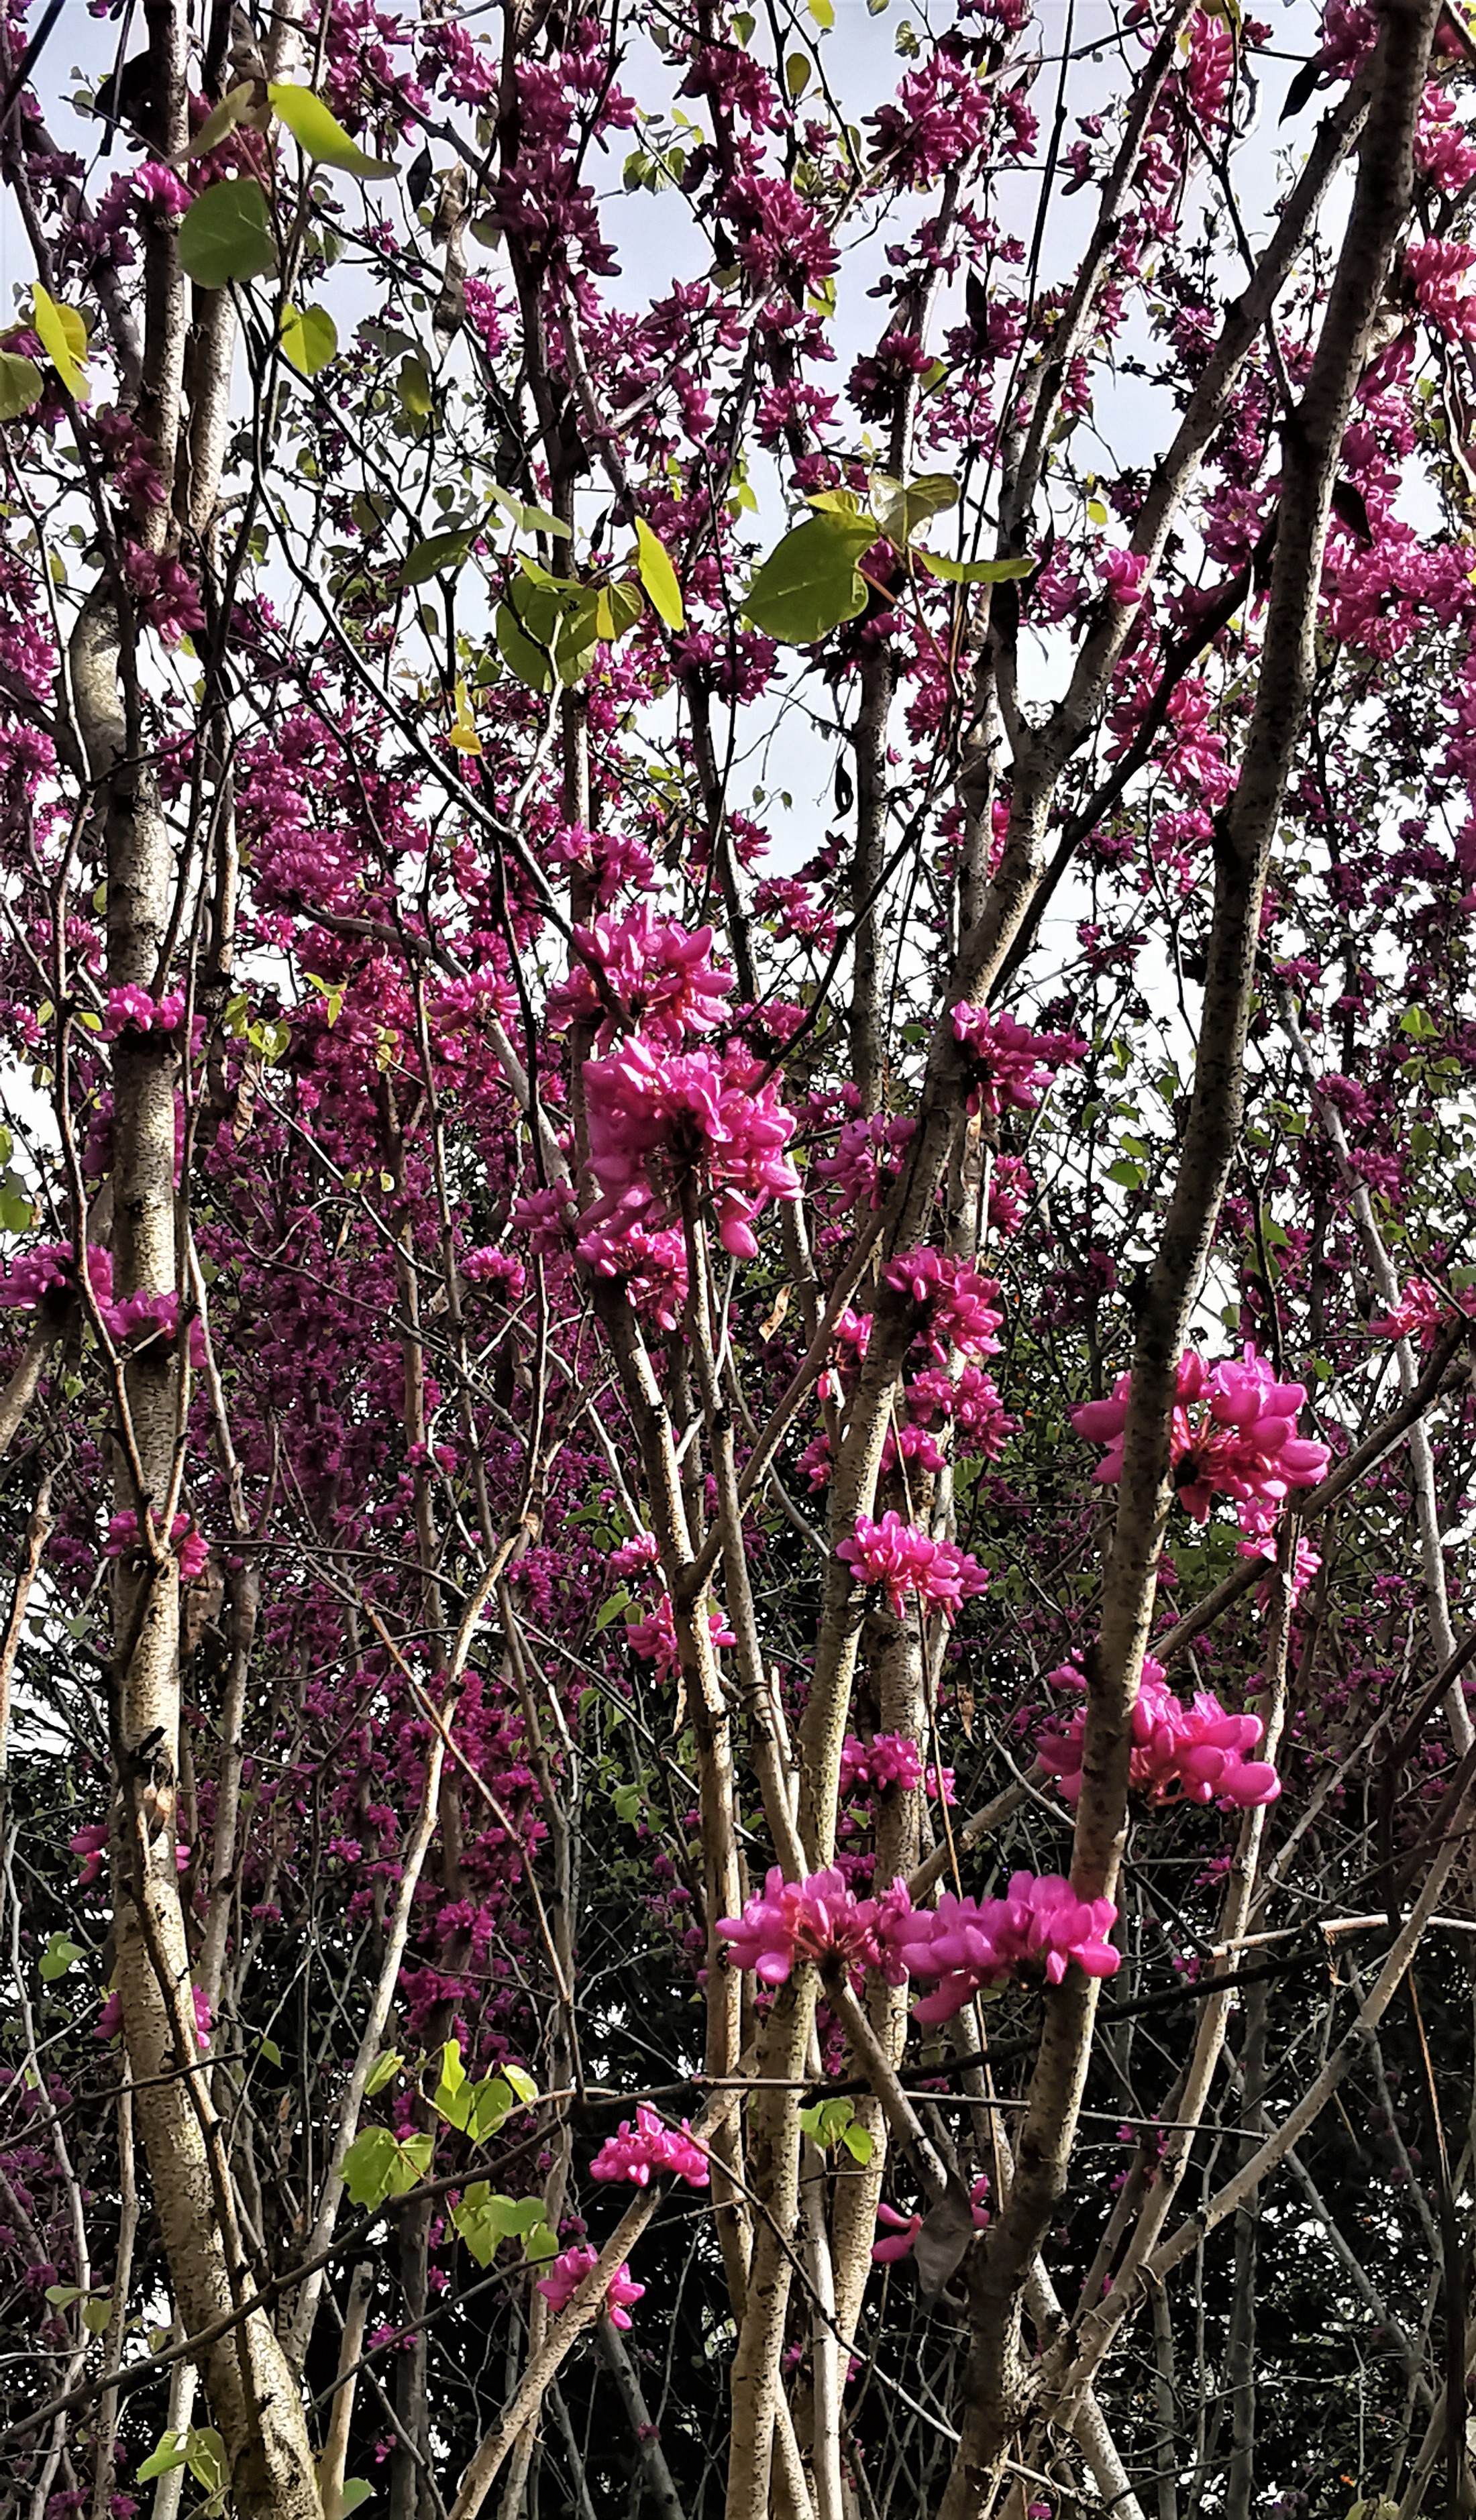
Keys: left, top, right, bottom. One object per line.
{"left": 1071, "top": 1344, "right": 1329, "bottom": 1528}
{"left": 1036, "top": 1655, "right": 1279, "bottom": 1812}
{"left": 590, "top": 2105, "right": 709, "bottom": 2189}
{"left": 836, "top": 1509, "right": 989, "bottom": 1623}
{"left": 882, "top": 1875, "right": 1122, "bottom": 2026}
{"left": 536, "top": 2243, "right": 645, "bottom": 2330}
{"left": 950, "top": 1004, "right": 1085, "bottom": 1119}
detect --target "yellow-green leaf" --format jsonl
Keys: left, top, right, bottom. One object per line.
{"left": 280, "top": 302, "right": 337, "bottom": 377}
{"left": 189, "top": 82, "right": 257, "bottom": 156}
{"left": 269, "top": 83, "right": 394, "bottom": 178}
{"left": 633, "top": 516, "right": 684, "bottom": 629}
{"left": 32, "top": 285, "right": 88, "bottom": 400}
{"left": 786, "top": 52, "right": 811, "bottom": 97}
{"left": 0, "top": 353, "right": 42, "bottom": 419}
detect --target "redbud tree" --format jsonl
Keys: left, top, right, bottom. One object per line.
{"left": 0, "top": 0, "right": 1473, "bottom": 2514}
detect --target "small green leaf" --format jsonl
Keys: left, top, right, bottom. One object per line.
{"left": 136, "top": 2433, "right": 189, "bottom": 2484}
{"left": 743, "top": 514, "right": 875, "bottom": 645}
{"left": 397, "top": 355, "right": 432, "bottom": 419}
{"left": 260, "top": 2036, "right": 283, "bottom": 2068}
{"left": 808, "top": 0, "right": 835, "bottom": 23}
{"left": 268, "top": 83, "right": 394, "bottom": 178}
{"left": 280, "top": 302, "right": 337, "bottom": 377}
{"left": 0, "top": 353, "right": 42, "bottom": 419}
{"left": 786, "top": 52, "right": 811, "bottom": 96}
{"left": 190, "top": 83, "right": 257, "bottom": 156}
{"left": 365, "top": 2049, "right": 404, "bottom": 2097}
{"left": 44, "top": 2283, "right": 83, "bottom": 2309}
{"left": 341, "top": 2126, "right": 399, "bottom": 2207}
{"left": 915, "top": 549, "right": 1034, "bottom": 585}
{"left": 178, "top": 179, "right": 276, "bottom": 288}
{"left": 40, "top": 1932, "right": 85, "bottom": 1981}
{"left": 32, "top": 284, "right": 88, "bottom": 398}
{"left": 399, "top": 525, "right": 478, "bottom": 586}
{"left": 841, "top": 2120, "right": 875, "bottom": 2165}
{"left": 873, "top": 470, "right": 958, "bottom": 545}
{"left": 1106, "top": 1158, "right": 1144, "bottom": 1190}
{"left": 184, "top": 2429, "right": 227, "bottom": 2501}
{"left": 593, "top": 1588, "right": 631, "bottom": 1633}
{"left": 523, "top": 2220, "right": 560, "bottom": 2263}
{"left": 501, "top": 2062, "right": 537, "bottom": 2107}
{"left": 593, "top": 580, "right": 645, "bottom": 643}
{"left": 633, "top": 516, "right": 684, "bottom": 629}
{"left": 81, "top": 2295, "right": 112, "bottom": 2335}
{"left": 339, "top": 2483, "right": 374, "bottom": 2515}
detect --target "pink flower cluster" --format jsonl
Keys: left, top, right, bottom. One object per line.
{"left": 816, "top": 1111, "right": 917, "bottom": 1209}
{"left": 103, "top": 985, "right": 187, "bottom": 1038}
{"left": 1369, "top": 1276, "right": 1470, "bottom": 1345}
{"left": 105, "top": 1510, "right": 209, "bottom": 1582}
{"left": 1101, "top": 547, "right": 1150, "bottom": 604}
{"left": 836, "top": 1511, "right": 988, "bottom": 1623}
{"left": 626, "top": 1597, "right": 735, "bottom": 1682}
{"left": 1406, "top": 238, "right": 1476, "bottom": 340}
{"left": 840, "top": 1731, "right": 922, "bottom": 1795}
{"left": 950, "top": 1004, "right": 1085, "bottom": 1119}
{"left": 590, "top": 2105, "right": 709, "bottom": 2189}
{"left": 0, "top": 1242, "right": 112, "bottom": 1311}
{"left": 1071, "top": 1344, "right": 1328, "bottom": 1527}
{"left": 548, "top": 909, "right": 733, "bottom": 1045}
{"left": 884, "top": 1248, "right": 1002, "bottom": 1362}
{"left": 582, "top": 1038, "right": 800, "bottom": 1260}
{"left": 718, "top": 1867, "right": 883, "bottom": 1987}
{"left": 537, "top": 2242, "right": 644, "bottom": 2330}
{"left": 1036, "top": 1655, "right": 1279, "bottom": 1812}
{"left": 883, "top": 1876, "right": 1121, "bottom": 2025}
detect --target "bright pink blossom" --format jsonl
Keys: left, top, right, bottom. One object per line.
{"left": 1037, "top": 1657, "right": 1279, "bottom": 1811}
{"left": 837, "top": 1511, "right": 989, "bottom": 1623}
{"left": 590, "top": 2105, "right": 709, "bottom": 2189}
{"left": 1071, "top": 1345, "right": 1329, "bottom": 1525}
{"left": 627, "top": 1598, "right": 735, "bottom": 1682}
{"left": 537, "top": 2243, "right": 645, "bottom": 2330}
{"left": 1101, "top": 548, "right": 1149, "bottom": 604}
{"left": 105, "top": 1510, "right": 209, "bottom": 1583}
{"left": 951, "top": 1005, "right": 1086, "bottom": 1119}
{"left": 884, "top": 1249, "right": 1002, "bottom": 1362}
{"left": 719, "top": 1867, "right": 882, "bottom": 1987}
{"left": 548, "top": 908, "right": 733, "bottom": 1046}
{"left": 581, "top": 1038, "right": 800, "bottom": 1260}
{"left": 882, "top": 1875, "right": 1121, "bottom": 2024}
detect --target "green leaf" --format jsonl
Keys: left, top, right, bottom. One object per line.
{"left": 44, "top": 2283, "right": 83, "bottom": 2309}
{"left": 399, "top": 525, "right": 478, "bottom": 586}
{"left": 1106, "top": 1158, "right": 1144, "bottom": 1189}
{"left": 808, "top": 0, "right": 835, "bottom": 23}
{"left": 190, "top": 83, "right": 257, "bottom": 156}
{"left": 633, "top": 516, "right": 684, "bottom": 628}
{"left": 32, "top": 284, "right": 88, "bottom": 398}
{"left": 260, "top": 2036, "right": 283, "bottom": 2068}
{"left": 0, "top": 353, "right": 42, "bottom": 419}
{"left": 81, "top": 2295, "right": 112, "bottom": 2335}
{"left": 1399, "top": 1005, "right": 1438, "bottom": 1040}
{"left": 915, "top": 549, "right": 1034, "bottom": 585}
{"left": 495, "top": 579, "right": 598, "bottom": 692}
{"left": 841, "top": 2120, "right": 875, "bottom": 2165}
{"left": 462, "top": 2077, "right": 513, "bottom": 2143}
{"left": 594, "top": 580, "right": 645, "bottom": 643}
{"left": 486, "top": 484, "right": 571, "bottom": 539}
{"left": 873, "top": 471, "right": 958, "bottom": 545}
{"left": 136, "top": 2434, "right": 189, "bottom": 2483}
{"left": 743, "top": 515, "right": 875, "bottom": 645}
{"left": 502, "top": 2062, "right": 537, "bottom": 2107}
{"left": 341, "top": 2126, "right": 398, "bottom": 2207}
{"left": 365, "top": 2049, "right": 404, "bottom": 2097}
{"left": 593, "top": 1588, "right": 631, "bottom": 1633}
{"left": 280, "top": 302, "right": 337, "bottom": 377}
{"left": 785, "top": 52, "right": 811, "bottom": 96}
{"left": 0, "top": 1185, "right": 34, "bottom": 1233}
{"left": 184, "top": 2429, "right": 227, "bottom": 2501}
{"left": 612, "top": 1779, "right": 644, "bottom": 1825}
{"left": 178, "top": 179, "right": 276, "bottom": 288}
{"left": 40, "top": 1932, "right": 85, "bottom": 1981}
{"left": 268, "top": 82, "right": 394, "bottom": 178}
{"left": 523, "top": 2221, "right": 560, "bottom": 2263}
{"left": 431, "top": 2037, "right": 469, "bottom": 2128}
{"left": 339, "top": 2483, "right": 374, "bottom": 2515}
{"left": 397, "top": 355, "right": 433, "bottom": 419}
